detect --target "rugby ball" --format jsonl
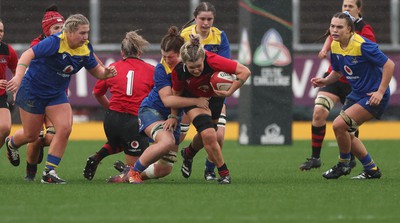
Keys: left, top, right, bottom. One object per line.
{"left": 210, "top": 71, "right": 235, "bottom": 91}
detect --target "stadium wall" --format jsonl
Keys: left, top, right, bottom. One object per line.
{"left": 10, "top": 121, "right": 400, "bottom": 141}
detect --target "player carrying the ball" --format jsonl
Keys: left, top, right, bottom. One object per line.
{"left": 172, "top": 34, "right": 250, "bottom": 184}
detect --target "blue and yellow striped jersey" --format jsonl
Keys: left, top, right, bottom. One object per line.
{"left": 181, "top": 24, "right": 231, "bottom": 59}
{"left": 25, "top": 31, "right": 98, "bottom": 98}
{"left": 140, "top": 60, "right": 177, "bottom": 117}
{"left": 331, "top": 33, "right": 389, "bottom": 101}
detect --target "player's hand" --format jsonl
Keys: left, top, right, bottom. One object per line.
{"left": 7, "top": 76, "right": 23, "bottom": 93}
{"left": 196, "top": 97, "right": 209, "bottom": 109}
{"left": 104, "top": 66, "right": 117, "bottom": 78}
{"left": 163, "top": 118, "right": 178, "bottom": 131}
{"left": 367, "top": 91, "right": 383, "bottom": 106}
{"left": 310, "top": 77, "right": 326, "bottom": 88}
{"left": 318, "top": 49, "right": 328, "bottom": 59}
{"left": 0, "top": 79, "right": 6, "bottom": 89}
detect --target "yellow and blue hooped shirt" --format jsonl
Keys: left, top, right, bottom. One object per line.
{"left": 140, "top": 59, "right": 175, "bottom": 117}
{"left": 331, "top": 33, "right": 389, "bottom": 101}
{"left": 181, "top": 24, "right": 231, "bottom": 59}
{"left": 25, "top": 31, "right": 98, "bottom": 98}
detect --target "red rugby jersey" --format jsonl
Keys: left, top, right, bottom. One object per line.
{"left": 0, "top": 42, "right": 18, "bottom": 96}
{"left": 93, "top": 57, "right": 154, "bottom": 116}
{"left": 172, "top": 51, "right": 237, "bottom": 97}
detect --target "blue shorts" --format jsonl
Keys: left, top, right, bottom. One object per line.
{"left": 138, "top": 106, "right": 181, "bottom": 145}
{"left": 342, "top": 94, "right": 390, "bottom": 120}
{"left": 15, "top": 81, "right": 68, "bottom": 114}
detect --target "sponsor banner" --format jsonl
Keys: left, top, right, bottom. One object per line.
{"left": 237, "top": 0, "right": 293, "bottom": 145}
{"left": 293, "top": 53, "right": 400, "bottom": 106}
{"left": 9, "top": 52, "right": 398, "bottom": 107}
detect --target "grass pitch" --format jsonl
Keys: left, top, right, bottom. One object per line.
{"left": 0, "top": 140, "right": 399, "bottom": 223}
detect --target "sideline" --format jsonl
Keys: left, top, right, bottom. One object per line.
{"left": 10, "top": 121, "right": 399, "bottom": 141}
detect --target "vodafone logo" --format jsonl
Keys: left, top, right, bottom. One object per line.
{"left": 344, "top": 65, "right": 353, "bottom": 75}
{"left": 131, "top": 141, "right": 139, "bottom": 149}
{"left": 63, "top": 65, "right": 74, "bottom": 73}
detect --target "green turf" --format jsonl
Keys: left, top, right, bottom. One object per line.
{"left": 0, "top": 140, "right": 399, "bottom": 223}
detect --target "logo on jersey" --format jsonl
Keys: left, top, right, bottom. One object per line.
{"left": 210, "top": 45, "right": 219, "bottom": 53}
{"left": 344, "top": 65, "right": 353, "bottom": 75}
{"left": 351, "top": 57, "right": 358, "bottom": 64}
{"left": 131, "top": 141, "right": 139, "bottom": 149}
{"left": 198, "top": 84, "right": 211, "bottom": 93}
{"left": 62, "top": 54, "right": 67, "bottom": 60}
{"left": 0, "top": 58, "right": 7, "bottom": 64}
{"left": 63, "top": 65, "right": 74, "bottom": 74}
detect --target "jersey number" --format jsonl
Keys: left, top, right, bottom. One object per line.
{"left": 126, "top": 70, "right": 134, "bottom": 96}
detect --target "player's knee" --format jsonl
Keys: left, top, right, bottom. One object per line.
{"left": 150, "top": 122, "right": 164, "bottom": 141}
{"left": 337, "top": 111, "right": 359, "bottom": 134}
{"left": 158, "top": 136, "right": 176, "bottom": 150}
{"left": 314, "top": 95, "right": 334, "bottom": 113}
{"left": 192, "top": 114, "right": 215, "bottom": 133}
{"left": 200, "top": 129, "right": 218, "bottom": 147}
{"left": 312, "top": 106, "right": 329, "bottom": 123}
{"left": 0, "top": 125, "right": 10, "bottom": 137}
{"left": 143, "top": 151, "right": 176, "bottom": 179}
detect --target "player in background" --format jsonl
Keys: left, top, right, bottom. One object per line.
{"left": 83, "top": 30, "right": 155, "bottom": 181}
{"left": 6, "top": 14, "right": 117, "bottom": 184}
{"left": 179, "top": 1, "right": 231, "bottom": 181}
{"left": 172, "top": 34, "right": 250, "bottom": 184}
{"left": 299, "top": 0, "right": 376, "bottom": 171}
{"left": 311, "top": 12, "right": 394, "bottom": 179}
{"left": 24, "top": 5, "right": 65, "bottom": 181}
{"left": 0, "top": 19, "right": 18, "bottom": 156}
{"left": 107, "top": 26, "right": 209, "bottom": 183}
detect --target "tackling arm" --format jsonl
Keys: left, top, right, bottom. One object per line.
{"left": 7, "top": 48, "right": 35, "bottom": 92}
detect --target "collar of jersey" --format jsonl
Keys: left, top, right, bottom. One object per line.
{"left": 160, "top": 58, "right": 172, "bottom": 74}
{"left": 57, "top": 31, "right": 91, "bottom": 56}
{"left": 187, "top": 25, "right": 222, "bottom": 45}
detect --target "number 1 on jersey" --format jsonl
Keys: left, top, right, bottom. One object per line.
{"left": 126, "top": 70, "right": 134, "bottom": 96}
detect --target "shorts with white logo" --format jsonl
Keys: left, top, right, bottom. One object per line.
{"left": 342, "top": 94, "right": 390, "bottom": 120}
{"left": 104, "top": 109, "right": 149, "bottom": 156}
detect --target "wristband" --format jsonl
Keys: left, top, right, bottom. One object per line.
{"left": 168, "top": 114, "right": 179, "bottom": 120}
{"left": 18, "top": 63, "right": 28, "bottom": 68}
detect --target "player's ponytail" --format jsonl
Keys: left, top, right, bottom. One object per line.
{"left": 180, "top": 18, "right": 195, "bottom": 33}
{"left": 161, "top": 26, "right": 184, "bottom": 53}
{"left": 180, "top": 34, "right": 205, "bottom": 63}
{"left": 121, "top": 30, "right": 149, "bottom": 58}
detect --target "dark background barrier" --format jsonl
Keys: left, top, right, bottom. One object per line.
{"left": 237, "top": 0, "right": 293, "bottom": 145}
